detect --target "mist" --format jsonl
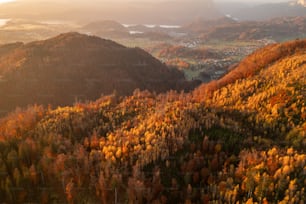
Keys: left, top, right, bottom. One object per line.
{"left": 0, "top": 0, "right": 221, "bottom": 24}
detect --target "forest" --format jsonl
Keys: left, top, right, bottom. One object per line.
{"left": 0, "top": 39, "right": 305, "bottom": 203}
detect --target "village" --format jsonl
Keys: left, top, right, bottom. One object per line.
{"left": 165, "top": 39, "right": 271, "bottom": 82}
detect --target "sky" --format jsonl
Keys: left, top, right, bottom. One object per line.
{"left": 218, "top": 0, "right": 288, "bottom": 1}
{"left": 0, "top": 0, "right": 301, "bottom": 24}
{"left": 0, "top": 0, "right": 291, "bottom": 2}
{"left": 215, "top": 0, "right": 290, "bottom": 3}
{"left": 0, "top": 0, "right": 15, "bottom": 3}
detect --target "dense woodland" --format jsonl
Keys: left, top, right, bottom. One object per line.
{"left": 0, "top": 39, "right": 305, "bottom": 203}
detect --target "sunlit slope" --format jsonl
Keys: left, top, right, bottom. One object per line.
{"left": 194, "top": 39, "right": 305, "bottom": 146}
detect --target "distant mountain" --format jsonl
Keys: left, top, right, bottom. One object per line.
{"left": 80, "top": 20, "right": 129, "bottom": 38}
{"left": 228, "top": 2, "right": 306, "bottom": 21}
{"left": 184, "top": 16, "right": 306, "bottom": 41}
{"left": 0, "top": 32, "right": 198, "bottom": 115}
{"left": 215, "top": 1, "right": 251, "bottom": 16}
{"left": 0, "top": 19, "right": 74, "bottom": 44}
{"left": 183, "top": 17, "right": 237, "bottom": 33}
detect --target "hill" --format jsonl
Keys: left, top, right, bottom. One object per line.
{"left": 0, "top": 39, "right": 304, "bottom": 203}
{"left": 0, "top": 32, "right": 198, "bottom": 115}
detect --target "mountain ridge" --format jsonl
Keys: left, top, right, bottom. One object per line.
{"left": 184, "top": 16, "right": 306, "bottom": 41}
{"left": 231, "top": 2, "right": 306, "bottom": 21}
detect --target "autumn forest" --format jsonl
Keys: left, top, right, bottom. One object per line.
{"left": 0, "top": 37, "right": 305, "bottom": 203}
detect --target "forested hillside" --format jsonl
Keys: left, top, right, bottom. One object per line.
{"left": 0, "top": 39, "right": 305, "bottom": 203}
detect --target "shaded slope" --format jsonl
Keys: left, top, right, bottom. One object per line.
{"left": 0, "top": 32, "right": 197, "bottom": 115}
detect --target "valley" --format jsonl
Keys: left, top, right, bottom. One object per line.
{"left": 2, "top": 14, "right": 306, "bottom": 85}
{"left": 0, "top": 18, "right": 280, "bottom": 84}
